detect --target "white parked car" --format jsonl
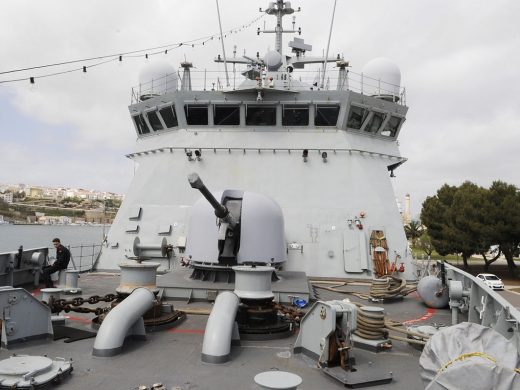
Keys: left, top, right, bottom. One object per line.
{"left": 476, "top": 273, "right": 505, "bottom": 290}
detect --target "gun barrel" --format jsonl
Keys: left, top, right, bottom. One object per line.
{"left": 188, "top": 173, "right": 228, "bottom": 219}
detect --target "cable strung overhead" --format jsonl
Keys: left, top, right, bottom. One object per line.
{"left": 0, "top": 13, "right": 265, "bottom": 84}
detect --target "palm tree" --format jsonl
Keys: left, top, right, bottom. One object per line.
{"left": 405, "top": 220, "right": 422, "bottom": 247}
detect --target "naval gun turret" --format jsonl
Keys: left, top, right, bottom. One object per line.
{"left": 185, "top": 173, "right": 286, "bottom": 281}
{"left": 188, "top": 173, "right": 241, "bottom": 264}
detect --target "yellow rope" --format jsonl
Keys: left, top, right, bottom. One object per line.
{"left": 438, "top": 352, "right": 497, "bottom": 373}
{"left": 439, "top": 352, "right": 520, "bottom": 376}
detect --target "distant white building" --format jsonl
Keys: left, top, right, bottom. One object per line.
{"left": 0, "top": 182, "right": 124, "bottom": 204}
{"left": 59, "top": 216, "right": 72, "bottom": 224}
{"left": 0, "top": 192, "right": 13, "bottom": 204}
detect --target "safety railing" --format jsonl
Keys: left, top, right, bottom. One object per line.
{"left": 47, "top": 243, "right": 103, "bottom": 273}
{"left": 130, "top": 67, "right": 406, "bottom": 106}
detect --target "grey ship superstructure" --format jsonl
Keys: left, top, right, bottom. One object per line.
{"left": 96, "top": 0, "right": 412, "bottom": 284}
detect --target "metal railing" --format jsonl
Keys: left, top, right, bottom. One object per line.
{"left": 131, "top": 67, "right": 407, "bottom": 105}
{"left": 47, "top": 243, "right": 103, "bottom": 273}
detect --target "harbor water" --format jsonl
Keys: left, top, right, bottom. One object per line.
{"left": 0, "top": 224, "right": 106, "bottom": 271}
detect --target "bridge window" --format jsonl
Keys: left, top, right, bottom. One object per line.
{"left": 246, "top": 106, "right": 276, "bottom": 126}
{"left": 315, "top": 105, "right": 340, "bottom": 126}
{"left": 133, "top": 114, "right": 150, "bottom": 135}
{"left": 214, "top": 105, "right": 240, "bottom": 125}
{"left": 146, "top": 110, "right": 163, "bottom": 131}
{"left": 159, "top": 105, "right": 178, "bottom": 128}
{"left": 381, "top": 116, "right": 402, "bottom": 137}
{"left": 365, "top": 112, "right": 386, "bottom": 133}
{"left": 185, "top": 105, "right": 208, "bottom": 125}
{"left": 283, "top": 105, "right": 309, "bottom": 126}
{"left": 347, "top": 106, "right": 369, "bottom": 130}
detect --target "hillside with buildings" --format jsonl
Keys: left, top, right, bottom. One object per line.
{"left": 0, "top": 183, "right": 123, "bottom": 224}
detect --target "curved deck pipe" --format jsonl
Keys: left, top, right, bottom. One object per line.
{"left": 92, "top": 287, "right": 155, "bottom": 357}
{"left": 201, "top": 291, "right": 240, "bottom": 364}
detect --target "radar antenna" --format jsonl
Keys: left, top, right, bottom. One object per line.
{"left": 258, "top": 0, "right": 301, "bottom": 54}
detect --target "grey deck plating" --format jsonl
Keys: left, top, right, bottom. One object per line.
{"left": 0, "top": 273, "right": 452, "bottom": 389}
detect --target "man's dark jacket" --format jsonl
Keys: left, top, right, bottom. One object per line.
{"left": 55, "top": 245, "right": 71, "bottom": 269}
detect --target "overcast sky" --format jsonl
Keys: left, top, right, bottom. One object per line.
{"left": 1, "top": 0, "right": 519, "bottom": 217}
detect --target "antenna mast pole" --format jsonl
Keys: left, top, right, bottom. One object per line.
{"left": 321, "top": 0, "right": 337, "bottom": 89}
{"left": 216, "top": 0, "right": 230, "bottom": 87}
{"left": 261, "top": 0, "right": 298, "bottom": 55}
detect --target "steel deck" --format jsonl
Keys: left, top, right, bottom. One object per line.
{"left": 0, "top": 273, "right": 454, "bottom": 390}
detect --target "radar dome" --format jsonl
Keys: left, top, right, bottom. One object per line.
{"left": 138, "top": 60, "right": 178, "bottom": 100}
{"left": 264, "top": 50, "right": 283, "bottom": 71}
{"left": 361, "top": 57, "right": 401, "bottom": 101}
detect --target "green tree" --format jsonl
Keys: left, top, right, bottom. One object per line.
{"left": 486, "top": 181, "right": 520, "bottom": 276}
{"left": 0, "top": 198, "right": 9, "bottom": 212}
{"left": 404, "top": 220, "right": 422, "bottom": 247}
{"left": 421, "top": 182, "right": 488, "bottom": 269}
{"left": 104, "top": 198, "right": 120, "bottom": 209}
{"left": 417, "top": 231, "right": 434, "bottom": 258}
{"left": 421, "top": 184, "right": 459, "bottom": 257}
{"left": 13, "top": 191, "right": 26, "bottom": 200}
{"left": 448, "top": 182, "right": 489, "bottom": 268}
{"left": 482, "top": 246, "right": 502, "bottom": 272}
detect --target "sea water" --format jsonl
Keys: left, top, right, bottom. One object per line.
{"left": 0, "top": 224, "right": 106, "bottom": 253}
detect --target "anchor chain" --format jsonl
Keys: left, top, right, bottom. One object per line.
{"left": 48, "top": 293, "right": 119, "bottom": 315}
{"left": 273, "top": 303, "right": 305, "bottom": 324}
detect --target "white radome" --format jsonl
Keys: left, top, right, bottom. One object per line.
{"left": 264, "top": 50, "right": 283, "bottom": 71}
{"left": 361, "top": 57, "right": 401, "bottom": 98}
{"left": 138, "top": 60, "right": 178, "bottom": 97}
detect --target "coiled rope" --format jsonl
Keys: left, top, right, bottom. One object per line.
{"left": 354, "top": 306, "right": 387, "bottom": 340}
{"left": 310, "top": 278, "right": 428, "bottom": 345}
{"left": 311, "top": 277, "right": 417, "bottom": 301}
{"left": 370, "top": 277, "right": 411, "bottom": 299}
{"left": 352, "top": 306, "right": 430, "bottom": 345}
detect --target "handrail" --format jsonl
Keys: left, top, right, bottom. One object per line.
{"left": 46, "top": 243, "right": 103, "bottom": 273}
{"left": 126, "top": 146, "right": 407, "bottom": 163}
{"left": 130, "top": 67, "right": 406, "bottom": 105}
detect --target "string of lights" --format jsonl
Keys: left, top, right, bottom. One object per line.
{"left": 0, "top": 13, "right": 265, "bottom": 85}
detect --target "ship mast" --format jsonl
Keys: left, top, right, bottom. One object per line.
{"left": 260, "top": 0, "right": 299, "bottom": 55}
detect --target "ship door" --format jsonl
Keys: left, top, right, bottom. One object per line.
{"left": 370, "top": 230, "right": 388, "bottom": 277}
{"left": 343, "top": 229, "right": 369, "bottom": 273}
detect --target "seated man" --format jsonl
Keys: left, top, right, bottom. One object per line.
{"left": 42, "top": 238, "right": 71, "bottom": 288}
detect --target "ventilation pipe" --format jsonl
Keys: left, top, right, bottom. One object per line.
{"left": 92, "top": 287, "right": 155, "bottom": 357}
{"left": 201, "top": 291, "right": 240, "bottom": 363}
